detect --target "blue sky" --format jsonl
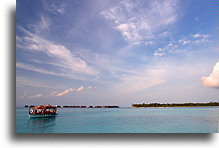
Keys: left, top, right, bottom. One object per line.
{"left": 16, "top": 0, "right": 219, "bottom": 106}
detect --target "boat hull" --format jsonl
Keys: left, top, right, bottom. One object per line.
{"left": 29, "top": 114, "right": 57, "bottom": 118}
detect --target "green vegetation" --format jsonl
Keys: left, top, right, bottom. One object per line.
{"left": 132, "top": 102, "right": 219, "bottom": 108}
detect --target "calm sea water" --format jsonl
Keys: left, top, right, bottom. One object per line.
{"left": 16, "top": 107, "right": 219, "bottom": 133}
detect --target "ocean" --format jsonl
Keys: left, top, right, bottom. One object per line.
{"left": 16, "top": 107, "right": 219, "bottom": 133}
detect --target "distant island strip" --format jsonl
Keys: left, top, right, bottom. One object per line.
{"left": 131, "top": 102, "right": 219, "bottom": 108}
{"left": 24, "top": 102, "right": 219, "bottom": 108}
{"left": 25, "top": 105, "right": 119, "bottom": 108}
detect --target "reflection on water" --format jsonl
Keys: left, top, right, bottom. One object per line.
{"left": 28, "top": 117, "right": 56, "bottom": 133}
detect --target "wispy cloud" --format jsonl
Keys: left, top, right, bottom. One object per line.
{"left": 54, "top": 88, "right": 74, "bottom": 96}
{"left": 46, "top": 1, "right": 66, "bottom": 15}
{"left": 153, "top": 32, "right": 211, "bottom": 57}
{"left": 16, "top": 36, "right": 22, "bottom": 42}
{"left": 202, "top": 62, "right": 219, "bottom": 89}
{"left": 159, "top": 31, "right": 170, "bottom": 38}
{"left": 144, "top": 41, "right": 155, "bottom": 46}
{"left": 153, "top": 42, "right": 180, "bottom": 56}
{"left": 87, "top": 86, "right": 93, "bottom": 89}
{"left": 29, "top": 93, "right": 44, "bottom": 99}
{"left": 153, "top": 52, "right": 165, "bottom": 56}
{"left": 16, "top": 27, "right": 98, "bottom": 80}
{"left": 114, "top": 67, "right": 168, "bottom": 93}
{"left": 191, "top": 33, "right": 209, "bottom": 39}
{"left": 178, "top": 33, "right": 210, "bottom": 45}
{"left": 178, "top": 39, "right": 210, "bottom": 45}
{"left": 20, "top": 87, "right": 85, "bottom": 99}
{"left": 30, "top": 14, "right": 52, "bottom": 33}
{"left": 22, "top": 85, "right": 92, "bottom": 99}
{"left": 16, "top": 62, "right": 62, "bottom": 77}
{"left": 16, "top": 76, "right": 68, "bottom": 96}
{"left": 40, "top": 15, "right": 50, "bottom": 31}
{"left": 76, "top": 86, "right": 84, "bottom": 92}
{"left": 154, "top": 48, "right": 165, "bottom": 56}
{"left": 20, "top": 91, "right": 28, "bottom": 99}
{"left": 100, "top": 0, "right": 179, "bottom": 44}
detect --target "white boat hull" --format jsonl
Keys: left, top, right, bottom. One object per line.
{"left": 29, "top": 114, "right": 57, "bottom": 118}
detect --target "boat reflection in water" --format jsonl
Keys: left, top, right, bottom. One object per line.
{"left": 28, "top": 117, "right": 56, "bottom": 133}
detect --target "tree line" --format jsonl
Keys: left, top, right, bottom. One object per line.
{"left": 131, "top": 102, "right": 219, "bottom": 108}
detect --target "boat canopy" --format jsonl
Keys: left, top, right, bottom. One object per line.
{"left": 29, "top": 104, "right": 57, "bottom": 115}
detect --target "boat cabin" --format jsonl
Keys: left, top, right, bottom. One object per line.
{"left": 29, "top": 104, "right": 57, "bottom": 116}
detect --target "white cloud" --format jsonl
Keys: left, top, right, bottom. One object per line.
{"left": 47, "top": 2, "right": 66, "bottom": 15}
{"left": 178, "top": 39, "right": 210, "bottom": 45}
{"left": 30, "top": 14, "right": 52, "bottom": 33}
{"left": 153, "top": 41, "right": 187, "bottom": 56}
{"left": 112, "top": 60, "right": 214, "bottom": 94}
{"left": 153, "top": 47, "right": 167, "bottom": 56}
{"left": 154, "top": 52, "right": 165, "bottom": 56}
{"left": 76, "top": 86, "right": 84, "bottom": 92}
{"left": 100, "top": 0, "right": 179, "bottom": 44}
{"left": 29, "top": 93, "right": 44, "bottom": 99}
{"left": 159, "top": 31, "right": 170, "bottom": 38}
{"left": 54, "top": 88, "right": 74, "bottom": 96}
{"left": 192, "top": 33, "right": 209, "bottom": 39}
{"left": 16, "top": 27, "right": 98, "bottom": 80}
{"left": 87, "top": 86, "right": 93, "bottom": 89}
{"left": 21, "top": 88, "right": 75, "bottom": 99}
{"left": 178, "top": 33, "right": 210, "bottom": 45}
{"left": 194, "top": 38, "right": 210, "bottom": 44}
{"left": 40, "top": 15, "right": 50, "bottom": 31}
{"left": 153, "top": 33, "right": 211, "bottom": 57}
{"left": 202, "top": 62, "right": 219, "bottom": 89}
{"left": 144, "top": 41, "right": 154, "bottom": 45}
{"left": 178, "top": 39, "right": 191, "bottom": 45}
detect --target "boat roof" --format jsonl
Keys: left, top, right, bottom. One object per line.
{"left": 31, "top": 104, "right": 57, "bottom": 108}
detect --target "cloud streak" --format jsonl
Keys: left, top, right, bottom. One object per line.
{"left": 40, "top": 15, "right": 50, "bottom": 31}
{"left": 76, "top": 86, "right": 84, "bottom": 92}
{"left": 202, "top": 62, "right": 219, "bottom": 89}
{"left": 29, "top": 93, "right": 44, "bottom": 99}
{"left": 54, "top": 88, "right": 74, "bottom": 96}
{"left": 16, "top": 62, "right": 62, "bottom": 77}
{"left": 87, "top": 86, "right": 93, "bottom": 89}
{"left": 16, "top": 27, "right": 98, "bottom": 80}
{"left": 178, "top": 33, "right": 210, "bottom": 45}
{"left": 192, "top": 33, "right": 209, "bottom": 39}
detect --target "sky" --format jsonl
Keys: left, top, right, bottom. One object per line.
{"left": 16, "top": 0, "right": 219, "bottom": 106}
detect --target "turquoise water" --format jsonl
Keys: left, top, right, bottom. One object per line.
{"left": 16, "top": 107, "right": 219, "bottom": 133}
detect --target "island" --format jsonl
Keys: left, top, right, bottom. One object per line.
{"left": 131, "top": 102, "right": 219, "bottom": 108}
{"left": 25, "top": 105, "right": 119, "bottom": 108}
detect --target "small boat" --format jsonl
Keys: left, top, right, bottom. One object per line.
{"left": 29, "top": 104, "right": 57, "bottom": 118}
